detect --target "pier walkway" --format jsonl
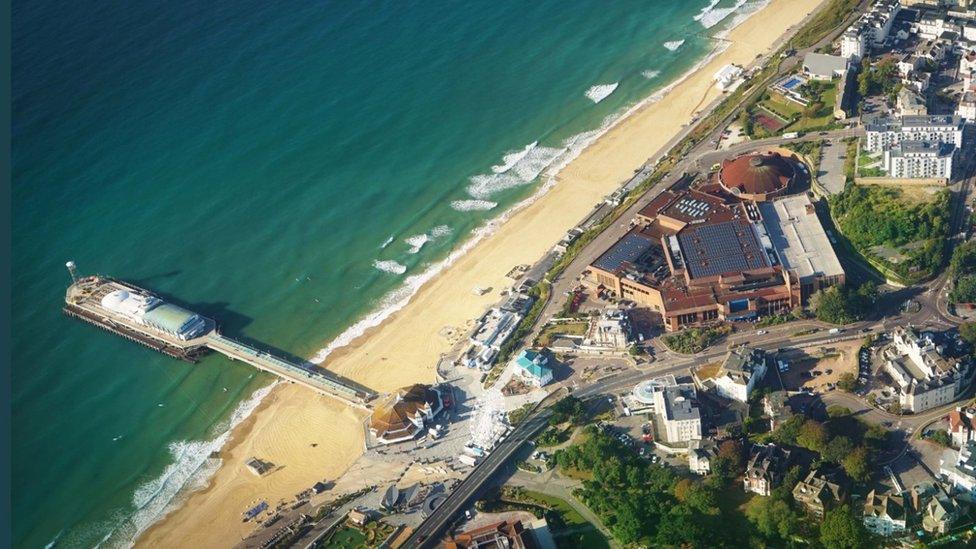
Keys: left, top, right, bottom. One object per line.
{"left": 205, "top": 334, "right": 375, "bottom": 406}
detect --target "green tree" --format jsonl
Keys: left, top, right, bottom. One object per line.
{"left": 797, "top": 420, "right": 829, "bottom": 453}
{"left": 841, "top": 446, "right": 871, "bottom": 483}
{"left": 820, "top": 505, "right": 869, "bottom": 549}
{"left": 960, "top": 322, "right": 976, "bottom": 346}
{"left": 746, "top": 494, "right": 800, "bottom": 540}
{"left": 929, "top": 429, "right": 952, "bottom": 447}
{"left": 837, "top": 372, "right": 858, "bottom": 392}
{"left": 823, "top": 436, "right": 854, "bottom": 463}
{"left": 951, "top": 275, "right": 976, "bottom": 304}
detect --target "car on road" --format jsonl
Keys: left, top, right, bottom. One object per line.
{"left": 757, "top": 330, "right": 767, "bottom": 335}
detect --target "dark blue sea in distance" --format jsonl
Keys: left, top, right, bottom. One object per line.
{"left": 12, "top": 0, "right": 761, "bottom": 545}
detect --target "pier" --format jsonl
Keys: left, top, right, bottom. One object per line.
{"left": 63, "top": 269, "right": 375, "bottom": 406}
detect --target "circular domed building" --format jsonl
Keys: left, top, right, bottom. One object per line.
{"left": 717, "top": 151, "right": 796, "bottom": 201}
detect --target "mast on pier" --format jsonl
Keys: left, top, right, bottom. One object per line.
{"left": 65, "top": 260, "right": 78, "bottom": 282}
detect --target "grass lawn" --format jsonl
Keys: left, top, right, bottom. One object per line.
{"left": 761, "top": 94, "right": 803, "bottom": 118}
{"left": 555, "top": 528, "right": 611, "bottom": 549}
{"left": 785, "top": 84, "right": 838, "bottom": 132}
{"left": 536, "top": 321, "right": 588, "bottom": 347}
{"left": 523, "top": 490, "right": 588, "bottom": 528}
{"left": 695, "top": 361, "right": 722, "bottom": 380}
{"left": 322, "top": 526, "right": 367, "bottom": 548}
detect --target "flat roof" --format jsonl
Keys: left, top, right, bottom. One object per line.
{"left": 677, "top": 219, "right": 769, "bottom": 279}
{"left": 592, "top": 229, "right": 657, "bottom": 273}
{"left": 759, "top": 195, "right": 844, "bottom": 283}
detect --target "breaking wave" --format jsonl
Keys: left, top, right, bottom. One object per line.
{"left": 698, "top": 0, "right": 748, "bottom": 29}
{"left": 404, "top": 234, "right": 429, "bottom": 254}
{"left": 663, "top": 39, "right": 685, "bottom": 51}
{"left": 373, "top": 259, "right": 407, "bottom": 274}
{"left": 451, "top": 199, "right": 498, "bottom": 211}
{"left": 641, "top": 69, "right": 661, "bottom": 80}
{"left": 585, "top": 83, "right": 618, "bottom": 104}
{"left": 95, "top": 383, "right": 276, "bottom": 548}
{"left": 466, "top": 143, "right": 564, "bottom": 198}
{"left": 492, "top": 141, "right": 538, "bottom": 174}
{"left": 693, "top": 0, "right": 722, "bottom": 22}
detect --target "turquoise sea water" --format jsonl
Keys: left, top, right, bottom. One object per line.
{"left": 12, "top": 0, "right": 763, "bottom": 546}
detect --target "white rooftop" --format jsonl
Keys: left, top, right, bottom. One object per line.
{"left": 760, "top": 194, "right": 844, "bottom": 283}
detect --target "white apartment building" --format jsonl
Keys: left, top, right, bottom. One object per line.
{"left": 883, "top": 326, "right": 970, "bottom": 412}
{"left": 940, "top": 440, "right": 976, "bottom": 501}
{"left": 842, "top": 28, "right": 868, "bottom": 59}
{"left": 958, "top": 92, "right": 976, "bottom": 121}
{"left": 841, "top": 0, "right": 903, "bottom": 59}
{"left": 712, "top": 347, "right": 768, "bottom": 403}
{"left": 865, "top": 115, "right": 965, "bottom": 153}
{"left": 883, "top": 141, "right": 955, "bottom": 179}
{"left": 633, "top": 375, "right": 702, "bottom": 444}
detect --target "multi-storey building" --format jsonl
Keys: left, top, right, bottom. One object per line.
{"left": 883, "top": 326, "right": 970, "bottom": 413}
{"left": 864, "top": 115, "right": 965, "bottom": 153}
{"left": 712, "top": 347, "right": 768, "bottom": 404}
{"left": 863, "top": 490, "right": 908, "bottom": 536}
{"left": 743, "top": 443, "right": 791, "bottom": 496}
{"left": 883, "top": 141, "right": 955, "bottom": 179}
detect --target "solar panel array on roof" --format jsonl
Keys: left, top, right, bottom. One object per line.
{"left": 677, "top": 220, "right": 770, "bottom": 279}
{"left": 592, "top": 232, "right": 655, "bottom": 273}
{"left": 673, "top": 198, "right": 712, "bottom": 219}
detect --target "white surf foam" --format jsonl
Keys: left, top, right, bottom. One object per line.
{"left": 663, "top": 39, "right": 685, "bottom": 51}
{"left": 722, "top": 0, "right": 769, "bottom": 34}
{"left": 641, "top": 69, "right": 661, "bottom": 80}
{"left": 693, "top": 0, "right": 722, "bottom": 21}
{"left": 451, "top": 199, "right": 498, "bottom": 211}
{"left": 380, "top": 235, "right": 395, "bottom": 249}
{"left": 466, "top": 143, "right": 564, "bottom": 198}
{"left": 98, "top": 383, "right": 276, "bottom": 548}
{"left": 698, "top": 0, "right": 748, "bottom": 29}
{"left": 430, "top": 225, "right": 453, "bottom": 238}
{"left": 491, "top": 141, "right": 538, "bottom": 174}
{"left": 373, "top": 259, "right": 407, "bottom": 275}
{"left": 404, "top": 234, "right": 430, "bottom": 254}
{"left": 585, "top": 83, "right": 618, "bottom": 104}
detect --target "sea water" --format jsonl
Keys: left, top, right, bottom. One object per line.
{"left": 12, "top": 0, "right": 761, "bottom": 545}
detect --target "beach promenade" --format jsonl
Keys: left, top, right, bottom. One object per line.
{"left": 136, "top": 1, "right": 829, "bottom": 546}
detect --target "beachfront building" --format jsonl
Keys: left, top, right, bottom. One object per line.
{"left": 369, "top": 384, "right": 444, "bottom": 444}
{"left": 882, "top": 326, "right": 970, "bottom": 413}
{"left": 463, "top": 307, "right": 522, "bottom": 368}
{"left": 743, "top": 443, "right": 792, "bottom": 496}
{"left": 863, "top": 490, "right": 908, "bottom": 536}
{"left": 883, "top": 141, "right": 955, "bottom": 179}
{"left": 840, "top": 0, "right": 902, "bottom": 59}
{"left": 793, "top": 470, "right": 846, "bottom": 518}
{"left": 633, "top": 375, "right": 701, "bottom": 444}
{"left": 864, "top": 115, "right": 966, "bottom": 153}
{"left": 513, "top": 349, "right": 553, "bottom": 387}
{"left": 714, "top": 64, "right": 744, "bottom": 91}
{"left": 98, "top": 287, "right": 211, "bottom": 341}
{"left": 708, "top": 347, "right": 769, "bottom": 404}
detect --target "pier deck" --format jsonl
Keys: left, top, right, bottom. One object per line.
{"left": 64, "top": 276, "right": 375, "bottom": 406}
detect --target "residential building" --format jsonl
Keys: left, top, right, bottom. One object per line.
{"left": 863, "top": 489, "right": 908, "bottom": 536}
{"left": 802, "top": 53, "right": 850, "bottom": 80}
{"left": 514, "top": 349, "right": 554, "bottom": 387}
{"left": 841, "top": 28, "right": 868, "bottom": 59}
{"left": 957, "top": 92, "right": 976, "bottom": 122}
{"left": 949, "top": 406, "right": 976, "bottom": 447}
{"left": 841, "top": 0, "right": 902, "bottom": 58}
{"left": 445, "top": 520, "right": 539, "bottom": 549}
{"left": 743, "top": 443, "right": 792, "bottom": 496}
{"left": 897, "top": 87, "right": 928, "bottom": 116}
{"left": 369, "top": 384, "right": 444, "bottom": 444}
{"left": 911, "top": 483, "right": 963, "bottom": 535}
{"left": 864, "top": 115, "right": 965, "bottom": 154}
{"left": 688, "top": 439, "right": 718, "bottom": 475}
{"left": 883, "top": 141, "right": 955, "bottom": 179}
{"left": 632, "top": 375, "right": 702, "bottom": 444}
{"left": 883, "top": 326, "right": 970, "bottom": 412}
{"left": 940, "top": 440, "right": 976, "bottom": 499}
{"left": 793, "top": 470, "right": 846, "bottom": 518}
{"left": 763, "top": 390, "right": 794, "bottom": 431}
{"left": 712, "top": 347, "right": 768, "bottom": 404}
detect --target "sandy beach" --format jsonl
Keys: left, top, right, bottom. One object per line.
{"left": 138, "top": 0, "right": 824, "bottom": 545}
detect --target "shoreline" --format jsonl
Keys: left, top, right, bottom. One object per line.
{"left": 136, "top": 1, "right": 826, "bottom": 546}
